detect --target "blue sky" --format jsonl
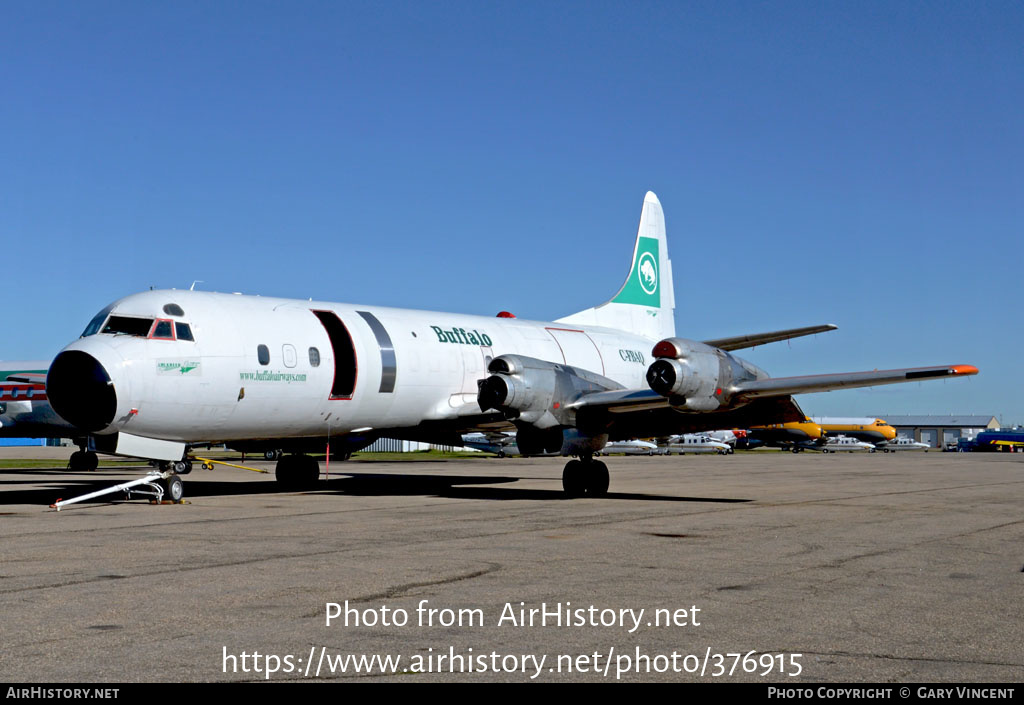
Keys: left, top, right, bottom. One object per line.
{"left": 2, "top": 1, "right": 1020, "bottom": 423}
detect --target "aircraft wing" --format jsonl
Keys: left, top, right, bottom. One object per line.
{"left": 560, "top": 364, "right": 976, "bottom": 437}
{"left": 702, "top": 324, "right": 837, "bottom": 351}
{"left": 730, "top": 364, "right": 978, "bottom": 399}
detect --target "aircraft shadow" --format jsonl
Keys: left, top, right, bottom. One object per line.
{"left": 0, "top": 471, "right": 752, "bottom": 506}
{"left": 318, "top": 472, "right": 751, "bottom": 503}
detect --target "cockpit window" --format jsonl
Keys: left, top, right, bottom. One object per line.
{"left": 102, "top": 316, "right": 155, "bottom": 337}
{"left": 81, "top": 304, "right": 115, "bottom": 337}
{"left": 175, "top": 322, "right": 194, "bottom": 341}
{"left": 151, "top": 320, "right": 174, "bottom": 339}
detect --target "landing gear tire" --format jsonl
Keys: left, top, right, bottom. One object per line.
{"left": 497, "top": 451, "right": 506, "bottom": 458}
{"left": 162, "top": 475, "right": 184, "bottom": 502}
{"left": 562, "top": 460, "right": 586, "bottom": 498}
{"left": 173, "top": 460, "right": 193, "bottom": 475}
{"left": 264, "top": 449, "right": 282, "bottom": 461}
{"left": 275, "top": 454, "right": 320, "bottom": 491}
{"left": 587, "top": 460, "right": 610, "bottom": 497}
{"left": 69, "top": 450, "right": 99, "bottom": 472}
{"left": 562, "top": 459, "right": 609, "bottom": 498}
{"left": 822, "top": 449, "right": 831, "bottom": 454}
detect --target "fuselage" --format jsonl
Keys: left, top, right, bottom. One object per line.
{"left": 47, "top": 290, "right": 664, "bottom": 444}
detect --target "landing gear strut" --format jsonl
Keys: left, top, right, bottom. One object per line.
{"left": 562, "top": 456, "right": 610, "bottom": 498}
{"left": 275, "top": 454, "right": 321, "bottom": 490}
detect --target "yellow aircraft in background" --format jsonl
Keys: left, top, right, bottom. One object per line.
{"left": 746, "top": 418, "right": 827, "bottom": 452}
{"left": 810, "top": 417, "right": 897, "bottom": 447}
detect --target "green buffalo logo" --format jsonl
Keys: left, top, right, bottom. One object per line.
{"left": 431, "top": 325, "right": 493, "bottom": 347}
{"left": 612, "top": 236, "right": 660, "bottom": 307}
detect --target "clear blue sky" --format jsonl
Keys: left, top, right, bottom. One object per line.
{"left": 2, "top": 1, "right": 1020, "bottom": 423}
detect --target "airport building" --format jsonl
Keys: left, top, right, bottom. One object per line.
{"left": 362, "top": 438, "right": 459, "bottom": 452}
{"left": 879, "top": 415, "right": 999, "bottom": 448}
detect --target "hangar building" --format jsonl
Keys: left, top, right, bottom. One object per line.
{"left": 879, "top": 415, "right": 999, "bottom": 448}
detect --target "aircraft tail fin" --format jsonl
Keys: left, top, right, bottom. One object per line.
{"left": 556, "top": 191, "right": 675, "bottom": 341}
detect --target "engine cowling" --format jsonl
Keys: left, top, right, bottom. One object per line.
{"left": 646, "top": 337, "right": 764, "bottom": 412}
{"left": 477, "top": 354, "right": 624, "bottom": 429}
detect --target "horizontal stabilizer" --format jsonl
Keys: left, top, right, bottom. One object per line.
{"left": 732, "top": 364, "right": 978, "bottom": 399}
{"left": 703, "top": 324, "right": 837, "bottom": 352}
{"left": 5, "top": 372, "right": 47, "bottom": 384}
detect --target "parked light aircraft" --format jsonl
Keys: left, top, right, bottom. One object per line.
{"left": 44, "top": 192, "right": 978, "bottom": 498}
{"left": 665, "top": 434, "right": 732, "bottom": 455}
{"left": 596, "top": 440, "right": 665, "bottom": 456}
{"left": 820, "top": 435, "right": 876, "bottom": 453}
{"left": 460, "top": 432, "right": 519, "bottom": 457}
{"left": 883, "top": 437, "right": 931, "bottom": 452}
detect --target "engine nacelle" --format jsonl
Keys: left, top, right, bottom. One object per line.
{"left": 646, "top": 337, "right": 765, "bottom": 412}
{"left": 477, "top": 354, "right": 624, "bottom": 429}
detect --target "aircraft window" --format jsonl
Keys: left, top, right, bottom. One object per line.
{"left": 150, "top": 320, "right": 174, "bottom": 340}
{"left": 0, "top": 403, "right": 5, "bottom": 415}
{"left": 257, "top": 345, "right": 270, "bottom": 365}
{"left": 309, "top": 347, "right": 320, "bottom": 367}
{"left": 175, "top": 323, "right": 194, "bottom": 341}
{"left": 81, "top": 304, "right": 115, "bottom": 337}
{"left": 102, "top": 316, "right": 155, "bottom": 337}
{"left": 163, "top": 303, "right": 185, "bottom": 317}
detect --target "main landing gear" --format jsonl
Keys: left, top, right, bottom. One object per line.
{"left": 561, "top": 456, "right": 610, "bottom": 498}
{"left": 68, "top": 449, "right": 99, "bottom": 472}
{"left": 275, "top": 454, "right": 321, "bottom": 491}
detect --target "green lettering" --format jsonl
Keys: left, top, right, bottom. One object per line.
{"left": 431, "top": 326, "right": 447, "bottom": 343}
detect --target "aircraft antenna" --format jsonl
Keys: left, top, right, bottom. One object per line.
{"left": 190, "top": 280, "right": 204, "bottom": 291}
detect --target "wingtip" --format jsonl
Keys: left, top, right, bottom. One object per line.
{"left": 951, "top": 364, "right": 979, "bottom": 376}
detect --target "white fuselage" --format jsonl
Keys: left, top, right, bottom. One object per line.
{"left": 54, "top": 290, "right": 658, "bottom": 444}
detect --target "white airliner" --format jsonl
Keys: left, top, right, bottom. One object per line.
{"left": 44, "top": 192, "right": 978, "bottom": 499}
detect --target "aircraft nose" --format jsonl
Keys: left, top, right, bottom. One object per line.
{"left": 47, "top": 350, "right": 119, "bottom": 432}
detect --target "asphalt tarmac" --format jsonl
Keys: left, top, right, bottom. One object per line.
{"left": 0, "top": 449, "right": 1021, "bottom": 683}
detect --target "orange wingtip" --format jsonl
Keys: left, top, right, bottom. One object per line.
{"left": 951, "top": 365, "right": 979, "bottom": 375}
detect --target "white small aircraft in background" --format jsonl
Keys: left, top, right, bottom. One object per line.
{"left": 44, "top": 192, "right": 977, "bottom": 499}
{"left": 460, "top": 432, "right": 519, "bottom": 457}
{"left": 595, "top": 440, "right": 665, "bottom": 456}
{"left": 820, "top": 436, "right": 876, "bottom": 453}
{"left": 883, "top": 437, "right": 931, "bottom": 452}
{"left": 665, "top": 434, "right": 732, "bottom": 455}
